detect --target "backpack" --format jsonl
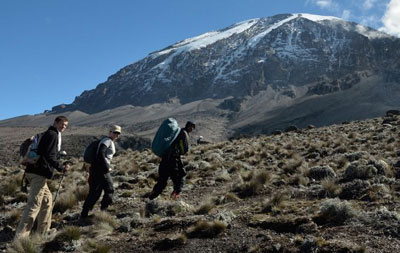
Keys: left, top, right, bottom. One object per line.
{"left": 83, "top": 139, "right": 101, "bottom": 164}
{"left": 151, "top": 118, "right": 181, "bottom": 157}
{"left": 20, "top": 133, "right": 44, "bottom": 166}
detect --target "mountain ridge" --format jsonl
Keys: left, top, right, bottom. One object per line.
{"left": 2, "top": 13, "right": 400, "bottom": 140}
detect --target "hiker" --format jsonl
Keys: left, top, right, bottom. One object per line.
{"left": 80, "top": 125, "right": 121, "bottom": 219}
{"left": 148, "top": 121, "right": 195, "bottom": 200}
{"left": 15, "top": 116, "right": 70, "bottom": 239}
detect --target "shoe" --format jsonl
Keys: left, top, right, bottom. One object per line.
{"left": 77, "top": 216, "right": 92, "bottom": 226}
{"left": 170, "top": 191, "right": 180, "bottom": 200}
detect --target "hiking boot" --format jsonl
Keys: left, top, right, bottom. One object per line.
{"left": 77, "top": 217, "right": 92, "bottom": 227}
{"left": 170, "top": 191, "right": 180, "bottom": 200}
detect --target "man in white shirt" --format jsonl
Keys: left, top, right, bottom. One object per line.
{"left": 80, "top": 125, "right": 121, "bottom": 219}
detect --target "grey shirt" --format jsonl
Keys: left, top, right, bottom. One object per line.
{"left": 99, "top": 137, "right": 116, "bottom": 168}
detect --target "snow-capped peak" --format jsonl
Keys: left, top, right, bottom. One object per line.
{"left": 151, "top": 19, "right": 258, "bottom": 58}
{"left": 297, "top": 13, "right": 342, "bottom": 22}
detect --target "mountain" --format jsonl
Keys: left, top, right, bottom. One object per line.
{"left": 2, "top": 13, "right": 400, "bottom": 140}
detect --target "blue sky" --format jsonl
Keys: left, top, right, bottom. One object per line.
{"left": 1, "top": 0, "right": 399, "bottom": 120}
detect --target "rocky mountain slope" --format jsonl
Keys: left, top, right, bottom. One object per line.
{"left": 52, "top": 13, "right": 400, "bottom": 114}
{"left": 2, "top": 113, "right": 400, "bottom": 252}
{"left": 2, "top": 13, "right": 400, "bottom": 139}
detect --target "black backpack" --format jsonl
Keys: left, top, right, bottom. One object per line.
{"left": 83, "top": 139, "right": 101, "bottom": 164}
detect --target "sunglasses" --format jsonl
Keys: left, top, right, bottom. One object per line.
{"left": 113, "top": 132, "right": 121, "bottom": 135}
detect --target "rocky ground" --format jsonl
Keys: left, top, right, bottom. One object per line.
{"left": 2, "top": 113, "right": 400, "bottom": 252}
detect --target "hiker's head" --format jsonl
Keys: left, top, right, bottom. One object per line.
{"left": 185, "top": 121, "right": 196, "bottom": 133}
{"left": 109, "top": 125, "right": 122, "bottom": 141}
{"left": 53, "top": 116, "right": 69, "bottom": 132}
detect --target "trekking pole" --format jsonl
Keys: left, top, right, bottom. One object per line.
{"left": 53, "top": 170, "right": 66, "bottom": 206}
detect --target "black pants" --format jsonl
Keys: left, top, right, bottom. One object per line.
{"left": 149, "top": 155, "right": 185, "bottom": 199}
{"left": 81, "top": 172, "right": 114, "bottom": 218}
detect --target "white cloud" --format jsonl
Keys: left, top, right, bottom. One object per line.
{"left": 341, "top": 10, "right": 351, "bottom": 20}
{"left": 363, "top": 0, "right": 376, "bottom": 10}
{"left": 380, "top": 0, "right": 400, "bottom": 37}
{"left": 307, "top": 0, "right": 339, "bottom": 10}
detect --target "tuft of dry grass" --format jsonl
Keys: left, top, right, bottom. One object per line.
{"left": 185, "top": 220, "right": 227, "bottom": 239}
{"left": 6, "top": 209, "right": 21, "bottom": 226}
{"left": 261, "top": 191, "right": 290, "bottom": 213}
{"left": 321, "top": 177, "right": 342, "bottom": 197}
{"left": 234, "top": 170, "right": 270, "bottom": 198}
{"left": 53, "top": 190, "right": 78, "bottom": 214}
{"left": 194, "top": 200, "right": 216, "bottom": 215}
{"left": 82, "top": 239, "right": 111, "bottom": 253}
{"left": 73, "top": 185, "right": 89, "bottom": 202}
{"left": 8, "top": 234, "right": 43, "bottom": 253}
{"left": 92, "top": 211, "right": 120, "bottom": 230}
{"left": 0, "top": 176, "right": 21, "bottom": 196}
{"left": 56, "top": 226, "right": 81, "bottom": 242}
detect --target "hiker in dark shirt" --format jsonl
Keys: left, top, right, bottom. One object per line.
{"left": 80, "top": 125, "right": 121, "bottom": 219}
{"left": 148, "top": 121, "right": 195, "bottom": 200}
{"left": 15, "top": 116, "right": 70, "bottom": 238}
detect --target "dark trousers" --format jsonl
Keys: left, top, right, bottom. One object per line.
{"left": 149, "top": 155, "right": 185, "bottom": 199}
{"left": 81, "top": 172, "right": 114, "bottom": 218}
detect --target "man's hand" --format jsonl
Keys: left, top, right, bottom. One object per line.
{"left": 63, "top": 163, "right": 71, "bottom": 172}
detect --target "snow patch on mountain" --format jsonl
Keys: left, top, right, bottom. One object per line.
{"left": 150, "top": 19, "right": 258, "bottom": 64}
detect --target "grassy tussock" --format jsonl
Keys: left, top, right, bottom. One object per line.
{"left": 73, "top": 185, "right": 89, "bottom": 202}
{"left": 82, "top": 239, "right": 111, "bottom": 253}
{"left": 321, "top": 177, "right": 342, "bottom": 197}
{"left": 53, "top": 190, "right": 78, "bottom": 214}
{"left": 56, "top": 226, "right": 81, "bottom": 242}
{"left": 185, "top": 220, "right": 227, "bottom": 238}
{"left": 261, "top": 191, "right": 289, "bottom": 213}
{"left": 6, "top": 209, "right": 21, "bottom": 226}
{"left": 7, "top": 234, "right": 43, "bottom": 253}
{"left": 234, "top": 170, "right": 270, "bottom": 198}
{"left": 92, "top": 211, "right": 120, "bottom": 230}
{"left": 194, "top": 200, "right": 216, "bottom": 215}
{"left": 1, "top": 175, "right": 22, "bottom": 196}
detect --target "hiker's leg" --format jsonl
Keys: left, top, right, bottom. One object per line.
{"left": 171, "top": 158, "right": 185, "bottom": 194}
{"left": 36, "top": 183, "right": 53, "bottom": 234}
{"left": 149, "top": 160, "right": 170, "bottom": 199}
{"left": 171, "top": 170, "right": 185, "bottom": 194}
{"left": 81, "top": 176, "right": 102, "bottom": 218}
{"left": 100, "top": 173, "right": 114, "bottom": 210}
{"left": 15, "top": 173, "right": 46, "bottom": 238}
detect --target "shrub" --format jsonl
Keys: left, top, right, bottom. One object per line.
{"left": 343, "top": 161, "right": 377, "bottom": 181}
{"left": 314, "top": 198, "right": 359, "bottom": 225}
{"left": 340, "top": 180, "right": 371, "bottom": 200}
{"left": 307, "top": 166, "right": 336, "bottom": 180}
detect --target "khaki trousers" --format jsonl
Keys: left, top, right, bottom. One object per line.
{"left": 15, "top": 173, "right": 53, "bottom": 238}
